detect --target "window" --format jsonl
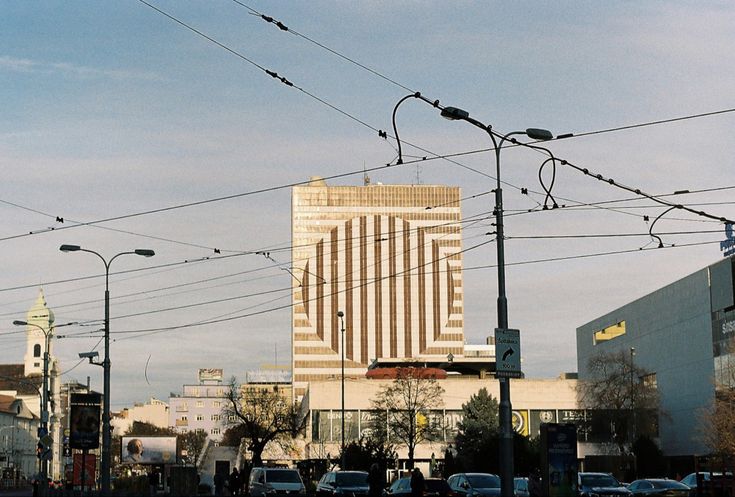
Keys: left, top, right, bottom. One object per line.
{"left": 196, "top": 415, "right": 203, "bottom": 421}
{"left": 229, "top": 415, "right": 236, "bottom": 422}
{"left": 593, "top": 321, "right": 626, "bottom": 344}
{"left": 211, "top": 428, "right": 220, "bottom": 435}
{"left": 196, "top": 401, "right": 204, "bottom": 408}
{"left": 34, "top": 344, "right": 41, "bottom": 357}
{"left": 181, "top": 416, "right": 187, "bottom": 421}
{"left": 212, "top": 401, "right": 221, "bottom": 408}
{"left": 211, "top": 414, "right": 220, "bottom": 421}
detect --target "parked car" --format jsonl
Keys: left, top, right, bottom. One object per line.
{"left": 680, "top": 472, "right": 709, "bottom": 490}
{"left": 386, "top": 477, "right": 452, "bottom": 497}
{"left": 317, "top": 471, "right": 369, "bottom": 497}
{"left": 680, "top": 472, "right": 733, "bottom": 494}
{"left": 249, "top": 467, "right": 306, "bottom": 497}
{"left": 513, "top": 477, "right": 529, "bottom": 497}
{"left": 627, "top": 478, "right": 690, "bottom": 496}
{"left": 447, "top": 473, "right": 501, "bottom": 497}
{"left": 577, "top": 472, "right": 631, "bottom": 497}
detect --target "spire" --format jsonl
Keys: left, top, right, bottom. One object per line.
{"left": 27, "top": 287, "right": 55, "bottom": 326}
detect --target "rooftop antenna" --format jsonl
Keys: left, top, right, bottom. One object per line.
{"left": 363, "top": 161, "right": 370, "bottom": 186}
{"left": 416, "top": 163, "right": 422, "bottom": 185}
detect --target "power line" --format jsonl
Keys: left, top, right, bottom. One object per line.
{"left": 108, "top": 236, "right": 494, "bottom": 335}
{"left": 230, "top": 0, "right": 416, "bottom": 93}
{"left": 108, "top": 237, "right": 721, "bottom": 337}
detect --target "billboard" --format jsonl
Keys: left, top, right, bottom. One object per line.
{"left": 72, "top": 453, "right": 96, "bottom": 487}
{"left": 121, "top": 436, "right": 177, "bottom": 465}
{"left": 70, "top": 393, "right": 101, "bottom": 450}
{"left": 198, "top": 368, "right": 223, "bottom": 382}
{"left": 541, "top": 423, "right": 578, "bottom": 497}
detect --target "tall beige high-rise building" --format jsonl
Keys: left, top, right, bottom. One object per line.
{"left": 292, "top": 179, "right": 464, "bottom": 397}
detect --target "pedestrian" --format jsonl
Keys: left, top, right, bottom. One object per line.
{"left": 368, "top": 463, "right": 385, "bottom": 497}
{"left": 214, "top": 471, "right": 225, "bottom": 496}
{"left": 148, "top": 471, "right": 159, "bottom": 497}
{"left": 410, "top": 468, "right": 424, "bottom": 497}
{"left": 228, "top": 467, "right": 241, "bottom": 496}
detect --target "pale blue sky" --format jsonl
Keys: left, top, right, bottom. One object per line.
{"left": 1, "top": 1, "right": 734, "bottom": 407}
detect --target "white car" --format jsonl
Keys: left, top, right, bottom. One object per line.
{"left": 249, "top": 467, "right": 306, "bottom": 497}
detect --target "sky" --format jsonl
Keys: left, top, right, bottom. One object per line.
{"left": 1, "top": 1, "right": 734, "bottom": 409}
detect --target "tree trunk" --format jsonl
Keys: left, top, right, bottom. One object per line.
{"left": 252, "top": 441, "right": 265, "bottom": 468}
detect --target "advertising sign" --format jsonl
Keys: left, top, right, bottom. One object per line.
{"left": 72, "top": 453, "right": 96, "bottom": 486}
{"left": 198, "top": 368, "right": 223, "bottom": 382}
{"left": 121, "top": 436, "right": 177, "bottom": 465}
{"left": 541, "top": 423, "right": 578, "bottom": 497}
{"left": 721, "top": 223, "right": 735, "bottom": 257}
{"left": 69, "top": 393, "right": 101, "bottom": 450}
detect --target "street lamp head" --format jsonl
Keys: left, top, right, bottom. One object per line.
{"left": 525, "top": 128, "right": 554, "bottom": 141}
{"left": 78, "top": 351, "right": 99, "bottom": 360}
{"left": 337, "top": 311, "right": 344, "bottom": 318}
{"left": 12, "top": 320, "right": 27, "bottom": 326}
{"left": 134, "top": 249, "right": 155, "bottom": 257}
{"left": 59, "top": 244, "right": 81, "bottom": 252}
{"left": 440, "top": 106, "right": 470, "bottom": 121}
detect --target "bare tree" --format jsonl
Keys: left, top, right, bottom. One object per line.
{"left": 179, "top": 430, "right": 207, "bottom": 467}
{"left": 577, "top": 350, "right": 660, "bottom": 457}
{"left": 370, "top": 368, "right": 445, "bottom": 469}
{"left": 222, "top": 377, "right": 307, "bottom": 467}
{"left": 700, "top": 339, "right": 735, "bottom": 457}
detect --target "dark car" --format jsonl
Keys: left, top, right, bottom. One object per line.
{"left": 447, "top": 473, "right": 501, "bottom": 497}
{"left": 627, "top": 478, "right": 690, "bottom": 496}
{"left": 578, "top": 472, "right": 631, "bottom": 497}
{"left": 386, "top": 477, "right": 452, "bottom": 497}
{"left": 317, "top": 471, "right": 370, "bottom": 497}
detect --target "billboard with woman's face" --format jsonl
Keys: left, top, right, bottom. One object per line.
{"left": 120, "top": 436, "right": 177, "bottom": 465}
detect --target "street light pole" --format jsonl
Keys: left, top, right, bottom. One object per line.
{"left": 337, "top": 311, "right": 346, "bottom": 469}
{"left": 390, "top": 95, "right": 552, "bottom": 497}
{"left": 439, "top": 107, "right": 553, "bottom": 497}
{"left": 12, "top": 320, "right": 53, "bottom": 495}
{"left": 59, "top": 244, "right": 154, "bottom": 496}
{"left": 630, "top": 346, "right": 636, "bottom": 478}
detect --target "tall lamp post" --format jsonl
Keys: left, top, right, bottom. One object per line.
{"left": 439, "top": 107, "right": 553, "bottom": 497}
{"left": 336, "top": 311, "right": 346, "bottom": 469}
{"left": 629, "top": 346, "right": 636, "bottom": 479}
{"left": 12, "top": 320, "right": 53, "bottom": 494}
{"left": 59, "top": 244, "right": 155, "bottom": 496}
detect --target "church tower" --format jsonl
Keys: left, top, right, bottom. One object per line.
{"left": 23, "top": 288, "right": 55, "bottom": 377}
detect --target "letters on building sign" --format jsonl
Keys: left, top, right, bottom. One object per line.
{"left": 721, "top": 223, "right": 735, "bottom": 257}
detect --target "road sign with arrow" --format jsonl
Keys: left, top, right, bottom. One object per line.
{"left": 495, "top": 328, "right": 521, "bottom": 378}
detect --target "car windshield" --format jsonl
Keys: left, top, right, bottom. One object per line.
{"left": 652, "top": 480, "right": 688, "bottom": 489}
{"left": 581, "top": 475, "right": 619, "bottom": 487}
{"left": 267, "top": 471, "right": 302, "bottom": 483}
{"left": 336, "top": 473, "right": 368, "bottom": 486}
{"left": 425, "top": 480, "right": 450, "bottom": 492}
{"left": 467, "top": 475, "right": 500, "bottom": 488}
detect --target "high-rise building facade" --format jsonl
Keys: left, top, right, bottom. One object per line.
{"left": 292, "top": 179, "right": 464, "bottom": 397}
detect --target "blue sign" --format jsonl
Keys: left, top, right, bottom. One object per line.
{"left": 722, "top": 223, "right": 735, "bottom": 257}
